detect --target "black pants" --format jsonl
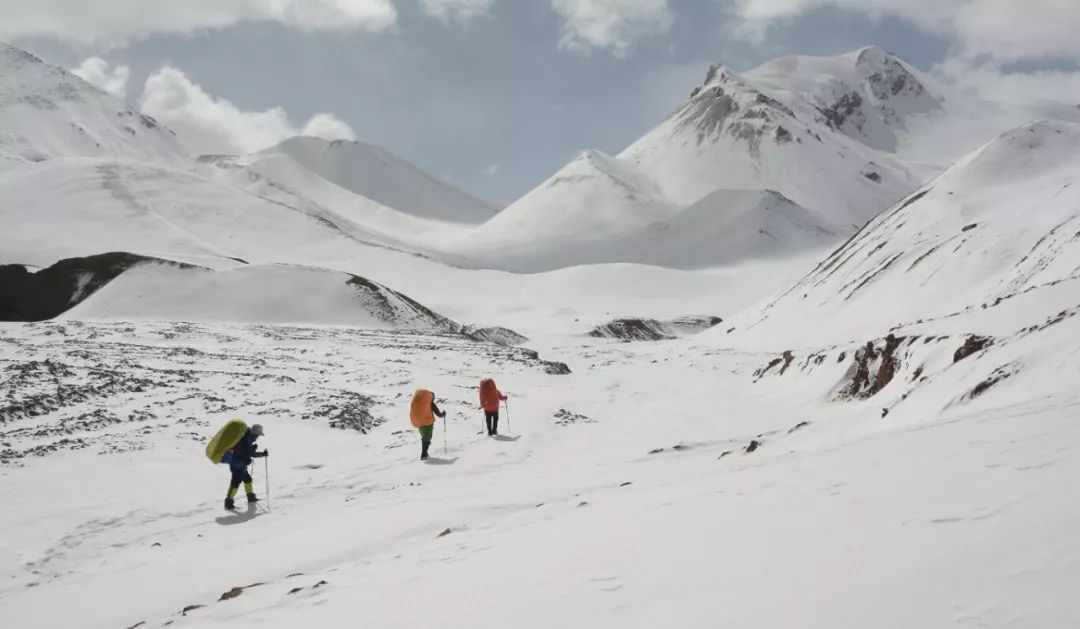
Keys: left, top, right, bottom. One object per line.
{"left": 485, "top": 410, "right": 499, "bottom": 435}
{"left": 230, "top": 466, "right": 252, "bottom": 488}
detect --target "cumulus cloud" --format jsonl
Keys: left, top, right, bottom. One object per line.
{"left": 421, "top": 0, "right": 497, "bottom": 23}
{"left": 0, "top": 0, "right": 398, "bottom": 43}
{"left": 70, "top": 57, "right": 130, "bottom": 99}
{"left": 550, "top": 0, "right": 673, "bottom": 56}
{"left": 139, "top": 66, "right": 356, "bottom": 154}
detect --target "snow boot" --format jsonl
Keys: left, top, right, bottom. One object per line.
{"left": 224, "top": 497, "right": 236, "bottom": 510}
{"left": 246, "top": 492, "right": 259, "bottom": 504}
{"left": 421, "top": 440, "right": 430, "bottom": 461}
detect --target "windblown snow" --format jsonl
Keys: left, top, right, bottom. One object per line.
{"left": 3, "top": 41, "right": 1080, "bottom": 629}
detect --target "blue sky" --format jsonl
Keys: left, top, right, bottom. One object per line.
{"left": 5, "top": 1, "right": 1077, "bottom": 204}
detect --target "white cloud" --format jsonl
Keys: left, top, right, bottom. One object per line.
{"left": 725, "top": 0, "right": 1080, "bottom": 63}
{"left": 724, "top": 0, "right": 1080, "bottom": 103}
{"left": 301, "top": 113, "right": 358, "bottom": 141}
{"left": 550, "top": 0, "right": 673, "bottom": 56}
{"left": 421, "top": 0, "right": 496, "bottom": 23}
{"left": 139, "top": 66, "right": 356, "bottom": 154}
{"left": 70, "top": 57, "right": 130, "bottom": 99}
{"left": 937, "top": 57, "right": 1080, "bottom": 106}
{"left": 0, "top": 0, "right": 398, "bottom": 43}
{"left": 483, "top": 163, "right": 499, "bottom": 176}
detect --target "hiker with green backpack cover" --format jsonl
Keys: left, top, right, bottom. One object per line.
{"left": 206, "top": 419, "right": 269, "bottom": 510}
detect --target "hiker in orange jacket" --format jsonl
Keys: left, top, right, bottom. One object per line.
{"left": 479, "top": 378, "right": 508, "bottom": 436}
{"left": 410, "top": 389, "right": 446, "bottom": 461}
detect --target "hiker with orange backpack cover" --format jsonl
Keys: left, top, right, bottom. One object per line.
{"left": 479, "top": 378, "right": 508, "bottom": 436}
{"left": 410, "top": 389, "right": 446, "bottom": 461}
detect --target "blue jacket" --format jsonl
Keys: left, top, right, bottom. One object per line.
{"left": 229, "top": 429, "right": 261, "bottom": 470}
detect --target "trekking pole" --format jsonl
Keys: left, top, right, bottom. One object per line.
{"left": 265, "top": 456, "right": 271, "bottom": 511}
{"left": 505, "top": 399, "right": 511, "bottom": 435}
{"left": 443, "top": 413, "right": 448, "bottom": 455}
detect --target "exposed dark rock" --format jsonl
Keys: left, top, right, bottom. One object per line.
{"left": 745, "top": 440, "right": 761, "bottom": 453}
{"left": 870, "top": 334, "right": 903, "bottom": 394}
{"left": 219, "top": 587, "right": 244, "bottom": 601}
{"left": 461, "top": 326, "right": 529, "bottom": 346}
{"left": 778, "top": 351, "right": 795, "bottom": 375}
{"left": 788, "top": 421, "right": 810, "bottom": 434}
{"left": 543, "top": 361, "right": 572, "bottom": 375}
{"left": 820, "top": 91, "right": 864, "bottom": 129}
{"left": 968, "top": 365, "right": 1016, "bottom": 399}
{"left": 953, "top": 335, "right": 992, "bottom": 363}
{"left": 437, "top": 528, "right": 452, "bottom": 538}
{"left": 588, "top": 318, "right": 673, "bottom": 341}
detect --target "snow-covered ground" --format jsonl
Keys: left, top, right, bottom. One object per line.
{"left": 2, "top": 294, "right": 1079, "bottom": 628}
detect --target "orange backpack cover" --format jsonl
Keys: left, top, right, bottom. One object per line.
{"left": 410, "top": 389, "right": 435, "bottom": 427}
{"left": 479, "top": 379, "right": 501, "bottom": 412}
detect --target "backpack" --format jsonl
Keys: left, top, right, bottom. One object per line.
{"left": 479, "top": 379, "right": 500, "bottom": 410}
{"left": 410, "top": 389, "right": 435, "bottom": 427}
{"left": 205, "top": 419, "right": 248, "bottom": 464}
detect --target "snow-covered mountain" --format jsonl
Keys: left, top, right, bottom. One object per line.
{"left": 204, "top": 136, "right": 498, "bottom": 225}
{"left": 451, "top": 149, "right": 681, "bottom": 269}
{"left": 742, "top": 46, "right": 1080, "bottom": 176}
{"left": 621, "top": 51, "right": 920, "bottom": 226}
{"left": 0, "top": 44, "right": 188, "bottom": 165}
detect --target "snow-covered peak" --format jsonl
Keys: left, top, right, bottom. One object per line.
{"left": 243, "top": 135, "right": 497, "bottom": 224}
{"left": 744, "top": 46, "right": 942, "bottom": 153}
{"left": 451, "top": 149, "right": 680, "bottom": 269}
{"left": 0, "top": 43, "right": 189, "bottom": 165}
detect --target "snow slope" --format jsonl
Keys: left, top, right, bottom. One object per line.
{"left": 455, "top": 183, "right": 835, "bottom": 271}
{"left": 0, "top": 44, "right": 187, "bottom": 166}
{"left": 591, "top": 188, "right": 837, "bottom": 268}
{"left": 731, "top": 121, "right": 1080, "bottom": 345}
{"left": 0, "top": 157, "right": 411, "bottom": 269}
{"left": 228, "top": 136, "right": 497, "bottom": 224}
{"left": 62, "top": 262, "right": 460, "bottom": 330}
